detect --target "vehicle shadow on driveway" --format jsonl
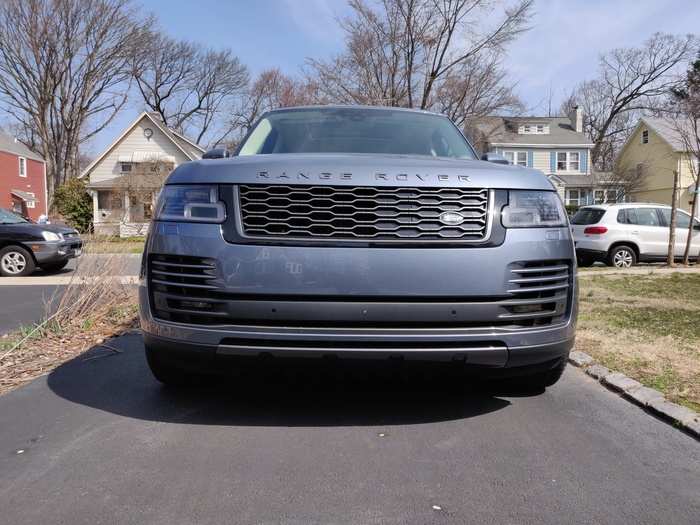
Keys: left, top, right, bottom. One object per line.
{"left": 46, "top": 333, "right": 540, "bottom": 427}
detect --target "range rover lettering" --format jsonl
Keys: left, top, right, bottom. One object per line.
{"left": 139, "top": 106, "right": 577, "bottom": 388}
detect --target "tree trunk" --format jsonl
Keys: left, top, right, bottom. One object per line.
{"left": 683, "top": 188, "right": 698, "bottom": 265}
{"left": 667, "top": 170, "right": 679, "bottom": 267}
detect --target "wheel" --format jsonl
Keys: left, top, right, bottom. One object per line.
{"left": 145, "top": 344, "right": 196, "bottom": 387}
{"left": 608, "top": 245, "right": 636, "bottom": 268}
{"left": 0, "top": 245, "right": 36, "bottom": 276}
{"left": 514, "top": 357, "right": 568, "bottom": 390}
{"left": 40, "top": 260, "right": 68, "bottom": 273}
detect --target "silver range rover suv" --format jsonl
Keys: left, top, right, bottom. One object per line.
{"left": 139, "top": 106, "right": 577, "bottom": 388}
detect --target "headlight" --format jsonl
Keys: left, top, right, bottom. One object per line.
{"left": 154, "top": 185, "right": 226, "bottom": 223}
{"left": 501, "top": 190, "right": 567, "bottom": 228}
{"left": 41, "top": 231, "right": 62, "bottom": 241}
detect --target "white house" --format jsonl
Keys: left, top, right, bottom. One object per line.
{"left": 80, "top": 112, "right": 205, "bottom": 236}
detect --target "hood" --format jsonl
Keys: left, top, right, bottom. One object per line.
{"left": 3, "top": 222, "right": 77, "bottom": 236}
{"left": 166, "top": 153, "right": 555, "bottom": 191}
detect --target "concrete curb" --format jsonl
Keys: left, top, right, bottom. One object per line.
{"left": 568, "top": 351, "right": 699, "bottom": 440}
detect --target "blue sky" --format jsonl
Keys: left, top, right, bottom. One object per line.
{"left": 90, "top": 0, "right": 700, "bottom": 154}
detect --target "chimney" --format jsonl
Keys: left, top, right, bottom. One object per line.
{"left": 569, "top": 105, "right": 583, "bottom": 133}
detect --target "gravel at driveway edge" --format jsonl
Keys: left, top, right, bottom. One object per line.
{"left": 568, "top": 350, "right": 700, "bottom": 440}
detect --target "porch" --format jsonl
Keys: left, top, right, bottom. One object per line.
{"left": 86, "top": 173, "right": 163, "bottom": 237}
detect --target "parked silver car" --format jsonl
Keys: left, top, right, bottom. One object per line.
{"left": 572, "top": 203, "right": 700, "bottom": 267}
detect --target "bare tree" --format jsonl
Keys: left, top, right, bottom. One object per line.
{"left": 609, "top": 155, "right": 653, "bottom": 200}
{"left": 222, "top": 69, "right": 323, "bottom": 148}
{"left": 0, "top": 0, "right": 153, "bottom": 199}
{"left": 669, "top": 52, "right": 700, "bottom": 264}
{"left": 668, "top": 169, "right": 680, "bottom": 266}
{"left": 307, "top": 0, "right": 531, "bottom": 117}
{"left": 564, "top": 33, "right": 697, "bottom": 171}
{"left": 133, "top": 32, "right": 249, "bottom": 146}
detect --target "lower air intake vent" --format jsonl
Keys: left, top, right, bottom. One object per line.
{"left": 502, "top": 260, "right": 571, "bottom": 327}
{"left": 149, "top": 254, "right": 226, "bottom": 323}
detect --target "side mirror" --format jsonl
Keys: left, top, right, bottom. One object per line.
{"left": 202, "top": 148, "right": 230, "bottom": 159}
{"left": 481, "top": 152, "right": 510, "bottom": 165}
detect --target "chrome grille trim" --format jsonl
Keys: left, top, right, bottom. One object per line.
{"left": 237, "top": 184, "right": 493, "bottom": 243}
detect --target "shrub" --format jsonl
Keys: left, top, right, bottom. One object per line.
{"left": 52, "top": 178, "right": 92, "bottom": 232}
{"left": 565, "top": 204, "right": 580, "bottom": 217}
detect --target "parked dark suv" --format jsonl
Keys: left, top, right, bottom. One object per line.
{"left": 0, "top": 208, "right": 82, "bottom": 276}
{"left": 140, "top": 106, "right": 577, "bottom": 388}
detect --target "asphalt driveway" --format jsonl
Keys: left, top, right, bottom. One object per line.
{"left": 0, "top": 254, "right": 141, "bottom": 335}
{"left": 0, "top": 333, "right": 698, "bottom": 524}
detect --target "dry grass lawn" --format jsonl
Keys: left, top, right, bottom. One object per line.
{"left": 577, "top": 271, "right": 700, "bottom": 411}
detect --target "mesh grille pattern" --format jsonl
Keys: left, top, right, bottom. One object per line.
{"left": 238, "top": 184, "right": 490, "bottom": 241}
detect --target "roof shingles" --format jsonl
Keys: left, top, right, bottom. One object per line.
{"left": 471, "top": 116, "right": 593, "bottom": 146}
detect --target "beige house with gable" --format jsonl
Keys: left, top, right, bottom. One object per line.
{"left": 80, "top": 112, "right": 204, "bottom": 236}
{"left": 616, "top": 117, "right": 699, "bottom": 213}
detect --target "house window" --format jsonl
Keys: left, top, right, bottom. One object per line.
{"left": 97, "top": 190, "right": 123, "bottom": 210}
{"left": 641, "top": 129, "right": 649, "bottom": 144}
{"left": 594, "top": 189, "right": 618, "bottom": 204}
{"left": 566, "top": 189, "right": 580, "bottom": 206}
{"left": 519, "top": 124, "right": 548, "bottom": 134}
{"left": 25, "top": 192, "right": 35, "bottom": 209}
{"left": 504, "top": 150, "right": 528, "bottom": 167}
{"left": 120, "top": 162, "right": 133, "bottom": 173}
{"left": 557, "top": 151, "right": 580, "bottom": 171}
{"left": 18, "top": 157, "right": 26, "bottom": 177}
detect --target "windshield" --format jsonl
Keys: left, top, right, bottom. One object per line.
{"left": 0, "top": 208, "right": 28, "bottom": 224}
{"left": 571, "top": 208, "right": 606, "bottom": 225}
{"left": 238, "top": 107, "right": 476, "bottom": 159}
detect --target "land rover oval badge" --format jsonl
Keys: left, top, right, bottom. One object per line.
{"left": 439, "top": 211, "right": 465, "bottom": 226}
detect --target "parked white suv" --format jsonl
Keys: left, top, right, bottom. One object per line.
{"left": 571, "top": 203, "right": 700, "bottom": 267}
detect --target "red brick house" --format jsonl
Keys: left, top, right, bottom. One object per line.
{"left": 0, "top": 132, "right": 47, "bottom": 221}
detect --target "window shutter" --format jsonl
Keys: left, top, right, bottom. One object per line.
{"left": 581, "top": 150, "right": 588, "bottom": 173}
{"left": 550, "top": 151, "right": 556, "bottom": 173}
{"left": 527, "top": 151, "right": 533, "bottom": 168}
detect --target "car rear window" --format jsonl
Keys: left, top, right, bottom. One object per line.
{"left": 571, "top": 208, "right": 605, "bottom": 225}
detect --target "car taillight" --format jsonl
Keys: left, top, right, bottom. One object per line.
{"left": 584, "top": 226, "right": 608, "bottom": 235}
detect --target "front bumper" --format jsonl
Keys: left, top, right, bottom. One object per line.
{"left": 31, "top": 240, "right": 83, "bottom": 264}
{"left": 139, "top": 222, "right": 577, "bottom": 369}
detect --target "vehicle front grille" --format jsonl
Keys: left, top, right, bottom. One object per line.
{"left": 238, "top": 184, "right": 490, "bottom": 242}
{"left": 502, "top": 260, "right": 571, "bottom": 327}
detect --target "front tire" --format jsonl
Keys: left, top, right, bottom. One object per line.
{"left": 0, "top": 245, "right": 36, "bottom": 277}
{"left": 608, "top": 245, "right": 637, "bottom": 268}
{"left": 514, "top": 357, "right": 568, "bottom": 389}
{"left": 145, "top": 344, "right": 195, "bottom": 387}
